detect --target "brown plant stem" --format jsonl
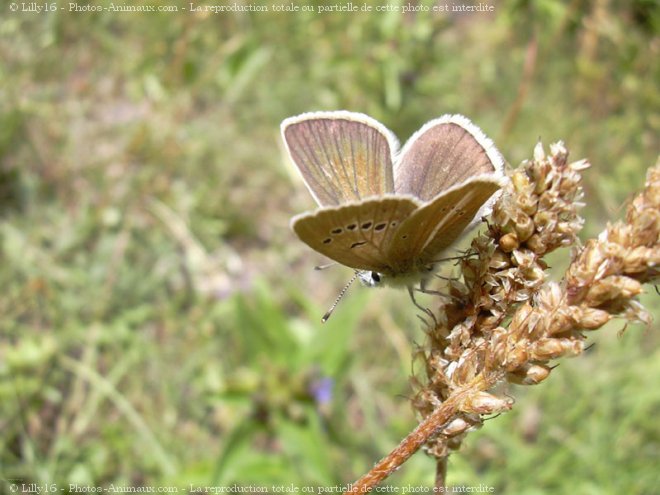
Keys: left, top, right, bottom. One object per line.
{"left": 435, "top": 457, "right": 448, "bottom": 491}
{"left": 343, "top": 376, "right": 498, "bottom": 495}
{"left": 499, "top": 36, "right": 538, "bottom": 144}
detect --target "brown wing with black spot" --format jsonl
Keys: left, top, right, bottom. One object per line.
{"left": 292, "top": 196, "right": 420, "bottom": 272}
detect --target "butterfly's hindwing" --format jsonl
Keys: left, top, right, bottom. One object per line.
{"left": 292, "top": 196, "right": 420, "bottom": 272}
{"left": 387, "top": 179, "right": 502, "bottom": 266}
{"left": 282, "top": 112, "right": 397, "bottom": 207}
{"left": 394, "top": 115, "right": 504, "bottom": 202}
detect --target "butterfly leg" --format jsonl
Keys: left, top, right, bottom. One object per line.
{"left": 417, "top": 286, "right": 455, "bottom": 301}
{"left": 407, "top": 285, "right": 438, "bottom": 327}
{"left": 418, "top": 277, "right": 451, "bottom": 300}
{"left": 419, "top": 277, "right": 464, "bottom": 303}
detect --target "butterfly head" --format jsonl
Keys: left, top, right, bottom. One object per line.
{"left": 356, "top": 264, "right": 436, "bottom": 288}
{"left": 356, "top": 270, "right": 382, "bottom": 287}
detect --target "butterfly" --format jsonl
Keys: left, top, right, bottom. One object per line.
{"left": 282, "top": 111, "right": 506, "bottom": 319}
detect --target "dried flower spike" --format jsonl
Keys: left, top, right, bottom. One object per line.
{"left": 345, "top": 147, "right": 659, "bottom": 495}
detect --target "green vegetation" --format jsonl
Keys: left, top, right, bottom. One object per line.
{"left": 1, "top": 1, "right": 658, "bottom": 493}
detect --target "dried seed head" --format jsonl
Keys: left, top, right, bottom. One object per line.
{"left": 585, "top": 276, "right": 642, "bottom": 307}
{"left": 503, "top": 344, "right": 530, "bottom": 372}
{"left": 461, "top": 392, "right": 514, "bottom": 415}
{"left": 526, "top": 234, "right": 545, "bottom": 253}
{"left": 531, "top": 338, "right": 584, "bottom": 361}
{"left": 488, "top": 250, "right": 512, "bottom": 270}
{"left": 499, "top": 232, "right": 519, "bottom": 253}
{"left": 411, "top": 146, "right": 656, "bottom": 469}
{"left": 573, "top": 307, "right": 612, "bottom": 330}
{"left": 514, "top": 213, "right": 536, "bottom": 242}
{"left": 441, "top": 417, "right": 471, "bottom": 437}
{"left": 507, "top": 363, "right": 552, "bottom": 385}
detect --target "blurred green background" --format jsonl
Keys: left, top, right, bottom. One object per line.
{"left": 1, "top": 0, "right": 659, "bottom": 493}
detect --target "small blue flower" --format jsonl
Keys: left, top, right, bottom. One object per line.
{"left": 309, "top": 377, "right": 333, "bottom": 405}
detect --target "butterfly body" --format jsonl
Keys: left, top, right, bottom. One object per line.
{"left": 283, "top": 111, "right": 506, "bottom": 291}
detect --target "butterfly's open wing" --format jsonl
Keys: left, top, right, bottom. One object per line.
{"left": 394, "top": 115, "right": 504, "bottom": 202}
{"left": 387, "top": 178, "right": 502, "bottom": 266}
{"left": 292, "top": 196, "right": 420, "bottom": 272}
{"left": 282, "top": 111, "right": 398, "bottom": 207}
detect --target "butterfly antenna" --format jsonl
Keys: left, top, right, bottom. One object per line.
{"left": 321, "top": 272, "right": 358, "bottom": 323}
{"left": 314, "top": 262, "right": 337, "bottom": 271}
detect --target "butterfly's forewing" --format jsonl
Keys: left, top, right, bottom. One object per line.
{"left": 291, "top": 196, "right": 420, "bottom": 272}
{"left": 282, "top": 112, "right": 397, "bottom": 207}
{"left": 387, "top": 178, "right": 502, "bottom": 266}
{"left": 394, "top": 115, "right": 504, "bottom": 202}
